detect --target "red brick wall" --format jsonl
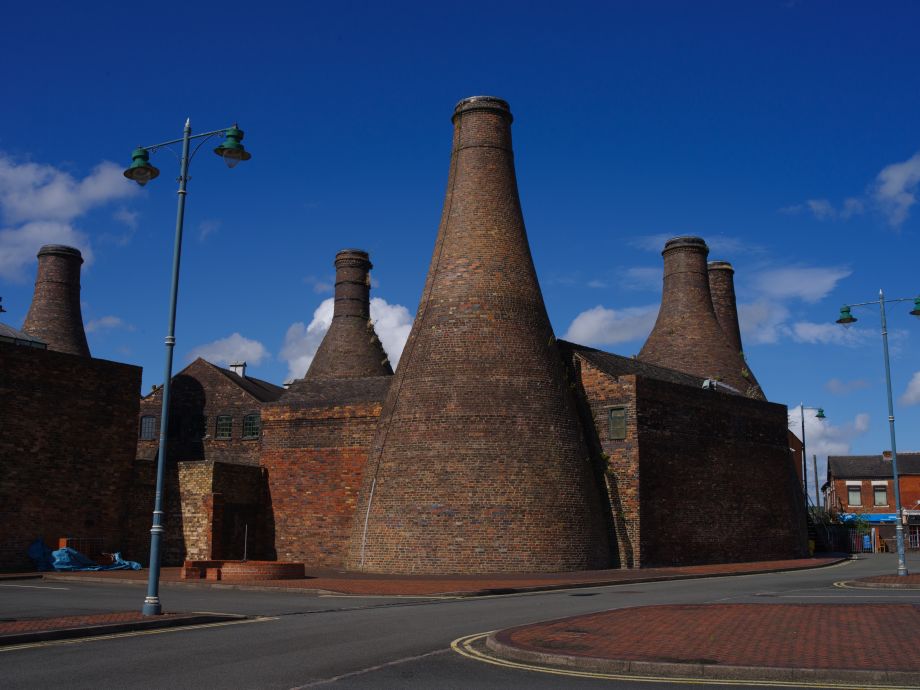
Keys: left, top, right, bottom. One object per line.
{"left": 574, "top": 359, "right": 641, "bottom": 568}
{"left": 0, "top": 343, "right": 141, "bottom": 570}
{"left": 830, "top": 476, "right": 920, "bottom": 514}
{"left": 262, "top": 401, "right": 381, "bottom": 567}
{"left": 635, "top": 377, "right": 808, "bottom": 566}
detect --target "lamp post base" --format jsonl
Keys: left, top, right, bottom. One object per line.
{"left": 142, "top": 597, "right": 162, "bottom": 616}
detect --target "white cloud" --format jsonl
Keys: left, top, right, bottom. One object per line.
{"left": 790, "top": 321, "right": 873, "bottom": 346}
{"left": 825, "top": 378, "right": 870, "bottom": 396}
{"left": 370, "top": 297, "right": 412, "bottom": 366}
{"left": 198, "top": 219, "right": 221, "bottom": 242}
{"left": 302, "top": 275, "right": 335, "bottom": 294}
{"left": 620, "top": 267, "right": 662, "bottom": 292}
{"left": 587, "top": 279, "right": 607, "bottom": 289}
{"left": 0, "top": 154, "right": 137, "bottom": 281}
{"left": 738, "top": 300, "right": 790, "bottom": 345}
{"left": 789, "top": 407, "right": 871, "bottom": 499}
{"left": 781, "top": 198, "right": 864, "bottom": 221}
{"left": 900, "top": 371, "right": 920, "bottom": 406}
{"left": 751, "top": 266, "right": 851, "bottom": 304}
{"left": 279, "top": 297, "right": 413, "bottom": 380}
{"left": 86, "top": 315, "right": 135, "bottom": 333}
{"left": 874, "top": 151, "right": 920, "bottom": 227}
{"left": 188, "top": 333, "right": 268, "bottom": 367}
{"left": 563, "top": 304, "right": 659, "bottom": 347}
{"left": 113, "top": 207, "right": 139, "bottom": 230}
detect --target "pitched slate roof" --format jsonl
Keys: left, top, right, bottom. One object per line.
{"left": 559, "top": 340, "right": 734, "bottom": 390}
{"left": 828, "top": 454, "right": 920, "bottom": 478}
{"left": 210, "top": 363, "right": 286, "bottom": 402}
{"left": 279, "top": 376, "right": 392, "bottom": 407}
{"left": 0, "top": 322, "right": 47, "bottom": 348}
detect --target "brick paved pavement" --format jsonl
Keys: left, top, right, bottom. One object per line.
{"left": 44, "top": 556, "right": 842, "bottom": 596}
{"left": 487, "top": 603, "right": 920, "bottom": 684}
{"left": 0, "top": 611, "right": 175, "bottom": 635}
{"left": 852, "top": 573, "right": 920, "bottom": 588}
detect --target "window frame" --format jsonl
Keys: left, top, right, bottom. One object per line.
{"left": 846, "top": 483, "right": 862, "bottom": 507}
{"left": 873, "top": 483, "right": 888, "bottom": 507}
{"left": 242, "top": 413, "right": 261, "bottom": 440}
{"left": 215, "top": 415, "right": 233, "bottom": 440}
{"left": 139, "top": 415, "right": 157, "bottom": 440}
{"left": 606, "top": 406, "right": 627, "bottom": 441}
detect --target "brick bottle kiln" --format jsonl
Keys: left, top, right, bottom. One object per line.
{"left": 638, "top": 237, "right": 764, "bottom": 399}
{"left": 346, "top": 96, "right": 611, "bottom": 574}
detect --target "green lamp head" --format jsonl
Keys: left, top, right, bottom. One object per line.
{"left": 836, "top": 305, "right": 857, "bottom": 327}
{"left": 815, "top": 408, "right": 826, "bottom": 420}
{"left": 123, "top": 147, "right": 160, "bottom": 187}
{"left": 910, "top": 296, "right": 920, "bottom": 317}
{"left": 214, "top": 124, "right": 252, "bottom": 168}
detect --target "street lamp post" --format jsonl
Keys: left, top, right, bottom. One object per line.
{"left": 793, "top": 404, "right": 825, "bottom": 511}
{"left": 124, "top": 119, "right": 252, "bottom": 615}
{"left": 836, "top": 289, "right": 920, "bottom": 577}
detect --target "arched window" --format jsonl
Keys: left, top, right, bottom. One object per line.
{"left": 243, "top": 414, "right": 260, "bottom": 439}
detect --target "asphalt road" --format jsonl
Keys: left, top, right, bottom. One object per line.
{"left": 2, "top": 553, "right": 918, "bottom": 689}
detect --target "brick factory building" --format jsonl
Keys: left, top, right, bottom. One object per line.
{"left": 126, "top": 359, "right": 284, "bottom": 565}
{"left": 2, "top": 97, "right": 808, "bottom": 574}
{"left": 0, "top": 246, "right": 141, "bottom": 570}
{"left": 826, "top": 453, "right": 920, "bottom": 549}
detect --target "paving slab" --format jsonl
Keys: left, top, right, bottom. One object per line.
{"left": 41, "top": 555, "right": 845, "bottom": 597}
{"left": 485, "top": 603, "right": 920, "bottom": 686}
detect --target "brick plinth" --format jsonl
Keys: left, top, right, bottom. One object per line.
{"left": 21, "top": 245, "right": 90, "bottom": 357}
{"left": 346, "top": 96, "right": 611, "bottom": 574}
{"left": 639, "top": 237, "right": 762, "bottom": 399}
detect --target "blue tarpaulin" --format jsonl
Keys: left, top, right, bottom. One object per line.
{"left": 27, "top": 539, "right": 141, "bottom": 571}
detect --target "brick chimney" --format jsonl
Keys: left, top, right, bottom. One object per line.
{"left": 305, "top": 249, "right": 393, "bottom": 379}
{"left": 708, "top": 260, "right": 765, "bottom": 398}
{"left": 638, "top": 237, "right": 762, "bottom": 398}
{"left": 347, "top": 96, "right": 610, "bottom": 574}
{"left": 21, "top": 245, "right": 90, "bottom": 357}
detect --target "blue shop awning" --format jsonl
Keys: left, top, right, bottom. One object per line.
{"left": 839, "top": 513, "right": 898, "bottom": 523}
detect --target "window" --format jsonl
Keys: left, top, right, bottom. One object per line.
{"left": 607, "top": 407, "right": 627, "bottom": 440}
{"left": 215, "top": 415, "right": 232, "bottom": 440}
{"left": 139, "top": 416, "right": 157, "bottom": 440}
{"left": 873, "top": 484, "right": 888, "bottom": 506}
{"left": 243, "top": 414, "right": 260, "bottom": 439}
{"left": 847, "top": 484, "right": 862, "bottom": 506}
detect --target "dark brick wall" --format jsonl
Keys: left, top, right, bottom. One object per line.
{"left": 0, "top": 343, "right": 140, "bottom": 570}
{"left": 21, "top": 245, "right": 90, "bottom": 358}
{"left": 346, "top": 96, "right": 611, "bottom": 574}
{"left": 574, "top": 358, "right": 642, "bottom": 568}
{"left": 635, "top": 377, "right": 808, "bottom": 566}
{"left": 136, "top": 358, "right": 265, "bottom": 467}
{"left": 262, "top": 400, "right": 382, "bottom": 567}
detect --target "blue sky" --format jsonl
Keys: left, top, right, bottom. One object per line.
{"left": 2, "top": 1, "right": 919, "bottom": 499}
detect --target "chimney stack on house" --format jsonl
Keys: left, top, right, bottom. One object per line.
{"left": 230, "top": 362, "right": 247, "bottom": 378}
{"left": 305, "top": 249, "right": 393, "bottom": 379}
{"left": 638, "top": 237, "right": 762, "bottom": 398}
{"left": 346, "top": 96, "right": 610, "bottom": 574}
{"left": 707, "top": 260, "right": 764, "bottom": 399}
{"left": 21, "top": 245, "right": 91, "bottom": 357}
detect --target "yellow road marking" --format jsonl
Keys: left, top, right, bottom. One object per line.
{"left": 1, "top": 616, "right": 277, "bottom": 653}
{"left": 450, "top": 632, "right": 915, "bottom": 689}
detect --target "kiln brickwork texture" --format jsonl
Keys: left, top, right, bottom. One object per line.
{"left": 21, "top": 245, "right": 91, "bottom": 357}
{"left": 708, "top": 260, "right": 764, "bottom": 398}
{"left": 639, "top": 237, "right": 763, "bottom": 399}
{"left": 346, "top": 96, "right": 611, "bottom": 574}
{"left": 306, "top": 249, "right": 393, "bottom": 379}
